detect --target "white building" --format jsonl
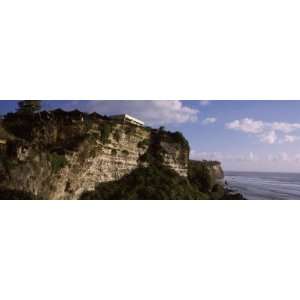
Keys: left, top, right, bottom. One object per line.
{"left": 110, "top": 114, "right": 144, "bottom": 127}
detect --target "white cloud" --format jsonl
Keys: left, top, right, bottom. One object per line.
{"left": 191, "top": 150, "right": 300, "bottom": 164}
{"left": 259, "top": 130, "right": 277, "bottom": 144}
{"left": 190, "top": 150, "right": 256, "bottom": 162}
{"left": 226, "top": 118, "right": 300, "bottom": 144}
{"left": 190, "top": 150, "right": 223, "bottom": 161}
{"left": 267, "top": 152, "right": 290, "bottom": 162}
{"left": 271, "top": 122, "right": 300, "bottom": 133}
{"left": 191, "top": 150, "right": 300, "bottom": 172}
{"left": 202, "top": 117, "right": 216, "bottom": 125}
{"left": 248, "top": 152, "right": 255, "bottom": 161}
{"left": 226, "top": 118, "right": 264, "bottom": 133}
{"left": 199, "top": 100, "right": 210, "bottom": 106}
{"left": 280, "top": 152, "right": 289, "bottom": 161}
{"left": 61, "top": 100, "right": 199, "bottom": 126}
{"left": 282, "top": 135, "right": 300, "bottom": 143}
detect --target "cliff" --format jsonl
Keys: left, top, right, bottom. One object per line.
{"left": 203, "top": 161, "right": 224, "bottom": 183}
{"left": 0, "top": 110, "right": 190, "bottom": 199}
{"left": 188, "top": 160, "right": 224, "bottom": 193}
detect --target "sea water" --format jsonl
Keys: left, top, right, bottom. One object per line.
{"left": 225, "top": 171, "right": 300, "bottom": 200}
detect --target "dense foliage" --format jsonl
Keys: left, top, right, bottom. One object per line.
{"left": 17, "top": 100, "right": 41, "bottom": 114}
{"left": 137, "top": 139, "right": 150, "bottom": 148}
{"left": 80, "top": 164, "right": 210, "bottom": 200}
{"left": 3, "top": 113, "right": 35, "bottom": 141}
{"left": 188, "top": 160, "right": 214, "bottom": 193}
{"left": 157, "top": 127, "right": 190, "bottom": 150}
{"left": 0, "top": 151, "right": 19, "bottom": 171}
{"left": 0, "top": 189, "right": 37, "bottom": 200}
{"left": 49, "top": 152, "right": 68, "bottom": 173}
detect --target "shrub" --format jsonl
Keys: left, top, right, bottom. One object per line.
{"left": 138, "top": 139, "right": 150, "bottom": 148}
{"left": 0, "top": 152, "right": 18, "bottom": 170}
{"left": 111, "top": 149, "right": 117, "bottom": 156}
{"left": 139, "top": 151, "right": 151, "bottom": 162}
{"left": 17, "top": 100, "right": 41, "bottom": 114}
{"left": 139, "top": 150, "right": 161, "bottom": 164}
{"left": 3, "top": 114, "right": 34, "bottom": 141}
{"left": 80, "top": 165, "right": 210, "bottom": 200}
{"left": 49, "top": 153, "right": 67, "bottom": 173}
{"left": 210, "top": 184, "right": 225, "bottom": 200}
{"left": 0, "top": 189, "right": 37, "bottom": 200}
{"left": 188, "top": 160, "right": 214, "bottom": 193}
{"left": 169, "top": 131, "right": 190, "bottom": 149}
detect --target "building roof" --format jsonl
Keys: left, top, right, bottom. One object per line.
{"left": 110, "top": 114, "right": 144, "bottom": 125}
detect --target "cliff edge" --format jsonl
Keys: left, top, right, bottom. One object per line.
{"left": 0, "top": 110, "right": 190, "bottom": 199}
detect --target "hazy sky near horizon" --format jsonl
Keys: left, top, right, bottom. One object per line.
{"left": 1, "top": 100, "right": 300, "bottom": 172}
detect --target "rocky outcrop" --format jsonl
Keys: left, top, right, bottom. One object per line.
{"left": 188, "top": 160, "right": 224, "bottom": 192}
{"left": 207, "top": 162, "right": 224, "bottom": 182}
{"left": 0, "top": 110, "right": 189, "bottom": 199}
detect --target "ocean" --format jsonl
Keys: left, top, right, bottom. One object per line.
{"left": 225, "top": 171, "right": 300, "bottom": 200}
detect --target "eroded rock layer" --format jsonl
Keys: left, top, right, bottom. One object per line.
{"left": 0, "top": 110, "right": 189, "bottom": 199}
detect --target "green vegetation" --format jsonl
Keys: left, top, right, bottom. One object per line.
{"left": 171, "top": 131, "right": 190, "bottom": 148}
{"left": 17, "top": 100, "right": 41, "bottom": 114}
{"left": 3, "top": 113, "right": 34, "bottom": 141}
{"left": 137, "top": 139, "right": 150, "bottom": 148}
{"left": 111, "top": 149, "right": 117, "bottom": 156}
{"left": 80, "top": 164, "right": 209, "bottom": 200}
{"left": 0, "top": 152, "right": 18, "bottom": 170}
{"left": 156, "top": 127, "right": 190, "bottom": 150}
{"left": 188, "top": 160, "right": 214, "bottom": 193}
{"left": 210, "top": 183, "right": 225, "bottom": 200}
{"left": 0, "top": 124, "right": 14, "bottom": 140}
{"left": 139, "top": 151, "right": 154, "bottom": 163}
{"left": 200, "top": 160, "right": 221, "bottom": 166}
{"left": 138, "top": 130, "right": 170, "bottom": 165}
{"left": 49, "top": 153, "right": 68, "bottom": 173}
{"left": 139, "top": 147, "right": 164, "bottom": 165}
{"left": 0, "top": 189, "right": 37, "bottom": 200}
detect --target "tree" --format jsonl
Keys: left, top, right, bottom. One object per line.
{"left": 17, "top": 100, "right": 41, "bottom": 114}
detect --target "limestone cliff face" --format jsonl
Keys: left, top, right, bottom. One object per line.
{"left": 208, "top": 162, "right": 224, "bottom": 181}
{"left": 0, "top": 110, "right": 189, "bottom": 199}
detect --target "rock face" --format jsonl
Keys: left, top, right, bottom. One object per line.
{"left": 207, "top": 162, "right": 224, "bottom": 181}
{"left": 188, "top": 160, "right": 225, "bottom": 194}
{"left": 0, "top": 110, "right": 189, "bottom": 199}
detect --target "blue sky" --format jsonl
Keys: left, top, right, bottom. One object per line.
{"left": 1, "top": 100, "right": 300, "bottom": 172}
